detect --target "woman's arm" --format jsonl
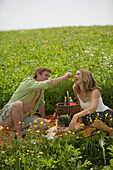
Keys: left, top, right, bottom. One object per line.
{"left": 69, "top": 89, "right": 101, "bottom": 129}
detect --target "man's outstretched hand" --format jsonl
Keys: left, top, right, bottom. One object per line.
{"left": 49, "top": 72, "right": 73, "bottom": 87}
{"left": 63, "top": 72, "right": 73, "bottom": 80}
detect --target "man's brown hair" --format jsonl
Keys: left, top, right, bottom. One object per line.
{"left": 33, "top": 66, "right": 51, "bottom": 79}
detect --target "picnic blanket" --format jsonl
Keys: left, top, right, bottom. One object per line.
{"left": 0, "top": 114, "right": 95, "bottom": 146}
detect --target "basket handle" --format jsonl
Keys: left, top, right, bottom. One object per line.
{"left": 67, "top": 91, "right": 70, "bottom": 106}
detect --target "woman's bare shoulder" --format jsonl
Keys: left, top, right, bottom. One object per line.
{"left": 91, "top": 89, "right": 101, "bottom": 98}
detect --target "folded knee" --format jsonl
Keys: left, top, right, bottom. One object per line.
{"left": 12, "top": 101, "right": 23, "bottom": 110}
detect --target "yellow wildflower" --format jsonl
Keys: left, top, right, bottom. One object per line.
{"left": 19, "top": 121, "right": 21, "bottom": 124}
{"left": 40, "top": 122, "right": 43, "bottom": 124}
{"left": 34, "top": 120, "right": 36, "bottom": 123}
{"left": 80, "top": 123, "right": 84, "bottom": 126}
{"left": 36, "top": 130, "right": 40, "bottom": 133}
{"left": 6, "top": 127, "right": 9, "bottom": 129}
{"left": 97, "top": 113, "right": 99, "bottom": 116}
{"left": 34, "top": 120, "right": 38, "bottom": 123}
{"left": 65, "top": 133, "right": 67, "bottom": 135}
{"left": 39, "top": 151, "right": 43, "bottom": 155}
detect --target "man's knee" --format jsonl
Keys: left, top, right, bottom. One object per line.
{"left": 12, "top": 101, "right": 23, "bottom": 111}
{"left": 12, "top": 101, "right": 23, "bottom": 124}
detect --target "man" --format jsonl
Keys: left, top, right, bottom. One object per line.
{"left": 0, "top": 66, "right": 73, "bottom": 141}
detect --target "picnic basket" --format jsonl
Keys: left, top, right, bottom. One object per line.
{"left": 56, "top": 91, "right": 80, "bottom": 117}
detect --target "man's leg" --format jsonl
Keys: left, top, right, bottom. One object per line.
{"left": 21, "top": 116, "right": 51, "bottom": 131}
{"left": 11, "top": 101, "right": 23, "bottom": 141}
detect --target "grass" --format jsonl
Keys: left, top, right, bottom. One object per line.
{"left": 0, "top": 26, "right": 113, "bottom": 114}
{"left": 0, "top": 25, "right": 113, "bottom": 169}
{"left": 0, "top": 127, "right": 113, "bottom": 169}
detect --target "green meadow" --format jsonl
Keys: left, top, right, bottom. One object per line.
{"left": 0, "top": 26, "right": 113, "bottom": 169}
{"left": 0, "top": 26, "right": 113, "bottom": 113}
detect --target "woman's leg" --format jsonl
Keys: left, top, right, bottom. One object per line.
{"left": 89, "top": 119, "right": 113, "bottom": 137}
{"left": 81, "top": 110, "right": 113, "bottom": 137}
{"left": 74, "top": 124, "right": 86, "bottom": 132}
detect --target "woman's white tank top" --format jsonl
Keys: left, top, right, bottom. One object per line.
{"left": 77, "top": 94, "right": 109, "bottom": 112}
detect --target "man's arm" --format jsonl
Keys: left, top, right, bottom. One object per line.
{"left": 49, "top": 72, "right": 73, "bottom": 87}
{"left": 38, "top": 106, "right": 46, "bottom": 118}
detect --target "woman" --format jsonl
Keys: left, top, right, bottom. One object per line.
{"left": 69, "top": 69, "right": 113, "bottom": 137}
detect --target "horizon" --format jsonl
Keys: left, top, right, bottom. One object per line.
{"left": 0, "top": 24, "right": 113, "bottom": 32}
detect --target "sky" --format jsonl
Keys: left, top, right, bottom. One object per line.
{"left": 0, "top": 0, "right": 113, "bottom": 31}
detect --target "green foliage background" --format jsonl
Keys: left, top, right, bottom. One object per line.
{"left": 0, "top": 26, "right": 113, "bottom": 114}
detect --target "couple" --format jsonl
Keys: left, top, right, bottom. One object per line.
{"left": 0, "top": 67, "right": 113, "bottom": 141}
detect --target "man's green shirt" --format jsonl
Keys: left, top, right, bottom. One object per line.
{"left": 8, "top": 77, "right": 52, "bottom": 115}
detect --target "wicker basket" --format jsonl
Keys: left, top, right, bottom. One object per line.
{"left": 56, "top": 91, "right": 80, "bottom": 117}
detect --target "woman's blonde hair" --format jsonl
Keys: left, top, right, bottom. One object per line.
{"left": 73, "top": 69, "right": 102, "bottom": 93}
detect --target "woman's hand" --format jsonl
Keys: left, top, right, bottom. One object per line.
{"left": 69, "top": 115, "right": 78, "bottom": 129}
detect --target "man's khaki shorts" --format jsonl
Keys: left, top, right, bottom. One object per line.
{"left": 0, "top": 103, "right": 49, "bottom": 131}
{"left": 0, "top": 103, "right": 14, "bottom": 127}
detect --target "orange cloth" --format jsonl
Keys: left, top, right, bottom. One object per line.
{"left": 0, "top": 114, "right": 95, "bottom": 146}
